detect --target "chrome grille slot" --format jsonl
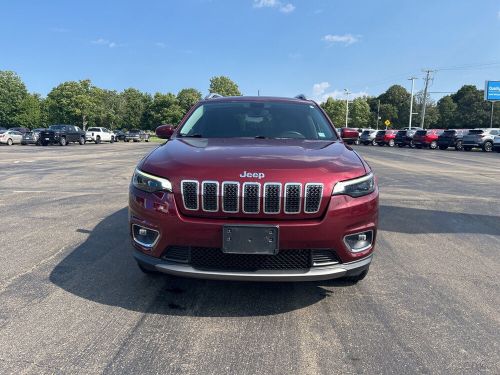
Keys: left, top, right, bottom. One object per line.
{"left": 181, "top": 180, "right": 199, "bottom": 210}
{"left": 304, "top": 183, "right": 323, "bottom": 213}
{"left": 182, "top": 180, "right": 323, "bottom": 215}
{"left": 242, "top": 182, "right": 260, "bottom": 214}
{"left": 263, "top": 183, "right": 281, "bottom": 214}
{"left": 202, "top": 181, "right": 218, "bottom": 212}
{"left": 222, "top": 182, "right": 239, "bottom": 213}
{"left": 284, "top": 183, "right": 301, "bottom": 214}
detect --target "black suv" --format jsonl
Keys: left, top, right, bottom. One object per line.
{"left": 437, "top": 129, "right": 469, "bottom": 151}
{"left": 40, "top": 125, "right": 86, "bottom": 146}
{"left": 395, "top": 128, "right": 421, "bottom": 148}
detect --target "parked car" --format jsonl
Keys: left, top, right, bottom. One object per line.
{"left": 437, "top": 129, "right": 469, "bottom": 151}
{"left": 125, "top": 129, "right": 150, "bottom": 142}
{"left": 412, "top": 129, "right": 444, "bottom": 149}
{"left": 21, "top": 128, "right": 46, "bottom": 145}
{"left": 85, "top": 127, "right": 116, "bottom": 144}
{"left": 394, "top": 128, "right": 421, "bottom": 148}
{"left": 375, "top": 129, "right": 397, "bottom": 146}
{"left": 340, "top": 127, "right": 360, "bottom": 144}
{"left": 0, "top": 129, "right": 23, "bottom": 145}
{"left": 40, "top": 125, "right": 86, "bottom": 146}
{"left": 115, "top": 129, "right": 126, "bottom": 141}
{"left": 359, "top": 129, "right": 377, "bottom": 145}
{"left": 130, "top": 95, "right": 378, "bottom": 282}
{"left": 462, "top": 128, "right": 500, "bottom": 152}
{"left": 9, "top": 127, "right": 30, "bottom": 134}
{"left": 493, "top": 135, "right": 500, "bottom": 152}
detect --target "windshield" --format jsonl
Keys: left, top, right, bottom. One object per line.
{"left": 49, "top": 125, "right": 65, "bottom": 130}
{"left": 443, "top": 130, "right": 456, "bottom": 134}
{"left": 88, "top": 127, "right": 99, "bottom": 131}
{"left": 361, "top": 130, "right": 372, "bottom": 135}
{"left": 469, "top": 129, "right": 484, "bottom": 134}
{"left": 178, "top": 101, "right": 338, "bottom": 140}
{"left": 415, "top": 130, "right": 427, "bottom": 135}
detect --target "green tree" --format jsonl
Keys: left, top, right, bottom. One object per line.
{"left": 349, "top": 97, "right": 371, "bottom": 128}
{"left": 120, "top": 88, "right": 151, "bottom": 129}
{"left": 378, "top": 103, "right": 398, "bottom": 128}
{"left": 145, "top": 92, "right": 184, "bottom": 128}
{"left": 209, "top": 76, "right": 241, "bottom": 96}
{"left": 177, "top": 88, "right": 202, "bottom": 112}
{"left": 377, "top": 85, "right": 411, "bottom": 128}
{"left": 437, "top": 95, "right": 457, "bottom": 129}
{"left": 0, "top": 71, "right": 28, "bottom": 128}
{"left": 13, "top": 93, "right": 43, "bottom": 129}
{"left": 46, "top": 80, "right": 100, "bottom": 130}
{"left": 320, "top": 97, "right": 345, "bottom": 126}
{"left": 451, "top": 85, "right": 490, "bottom": 128}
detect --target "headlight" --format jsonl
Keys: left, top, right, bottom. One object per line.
{"left": 132, "top": 169, "right": 172, "bottom": 193}
{"left": 332, "top": 172, "right": 375, "bottom": 198}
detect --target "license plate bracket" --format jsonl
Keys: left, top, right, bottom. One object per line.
{"left": 222, "top": 225, "right": 279, "bottom": 255}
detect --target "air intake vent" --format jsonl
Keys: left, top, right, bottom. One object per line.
{"left": 304, "top": 184, "right": 323, "bottom": 213}
{"left": 181, "top": 180, "right": 199, "bottom": 210}
{"left": 263, "top": 183, "right": 281, "bottom": 214}
{"left": 284, "top": 183, "right": 301, "bottom": 214}
{"left": 243, "top": 182, "right": 260, "bottom": 213}
{"left": 202, "top": 181, "right": 218, "bottom": 212}
{"left": 222, "top": 182, "right": 239, "bottom": 213}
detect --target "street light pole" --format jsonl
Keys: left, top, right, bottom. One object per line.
{"left": 408, "top": 77, "right": 417, "bottom": 129}
{"left": 344, "top": 89, "right": 350, "bottom": 128}
{"left": 490, "top": 101, "right": 495, "bottom": 128}
{"left": 376, "top": 100, "right": 380, "bottom": 130}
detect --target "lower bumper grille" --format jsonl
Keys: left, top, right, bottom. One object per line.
{"left": 162, "top": 247, "right": 340, "bottom": 272}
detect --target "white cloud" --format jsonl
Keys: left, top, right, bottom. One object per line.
{"left": 91, "top": 38, "right": 118, "bottom": 48}
{"left": 322, "top": 34, "right": 359, "bottom": 46}
{"left": 313, "top": 82, "right": 330, "bottom": 96}
{"left": 253, "top": 0, "right": 295, "bottom": 13}
{"left": 280, "top": 3, "right": 295, "bottom": 13}
{"left": 311, "top": 82, "right": 368, "bottom": 103}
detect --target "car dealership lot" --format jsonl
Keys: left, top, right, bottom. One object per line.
{"left": 0, "top": 143, "right": 498, "bottom": 374}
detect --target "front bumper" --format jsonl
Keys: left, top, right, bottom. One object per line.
{"left": 134, "top": 249, "right": 372, "bottom": 281}
{"left": 129, "top": 185, "right": 378, "bottom": 281}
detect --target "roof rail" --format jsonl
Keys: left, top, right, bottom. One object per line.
{"left": 205, "top": 93, "right": 224, "bottom": 99}
{"left": 294, "top": 94, "right": 307, "bottom": 100}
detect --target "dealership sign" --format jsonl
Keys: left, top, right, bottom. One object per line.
{"left": 484, "top": 81, "right": 500, "bottom": 101}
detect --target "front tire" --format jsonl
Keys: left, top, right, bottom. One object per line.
{"left": 455, "top": 140, "right": 463, "bottom": 151}
{"left": 371, "top": 139, "right": 377, "bottom": 146}
{"left": 95, "top": 136, "right": 101, "bottom": 144}
{"left": 110, "top": 136, "right": 115, "bottom": 143}
{"left": 59, "top": 137, "right": 66, "bottom": 146}
{"left": 388, "top": 139, "right": 395, "bottom": 147}
{"left": 430, "top": 141, "right": 437, "bottom": 149}
{"left": 7, "top": 139, "right": 13, "bottom": 146}
{"left": 483, "top": 141, "right": 493, "bottom": 152}
{"left": 79, "top": 136, "right": 85, "bottom": 145}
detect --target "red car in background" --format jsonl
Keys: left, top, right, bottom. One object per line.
{"left": 340, "top": 127, "right": 361, "bottom": 145}
{"left": 375, "top": 129, "right": 397, "bottom": 147}
{"left": 412, "top": 129, "right": 444, "bottom": 149}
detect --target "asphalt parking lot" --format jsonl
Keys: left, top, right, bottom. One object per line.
{"left": 0, "top": 142, "right": 499, "bottom": 374}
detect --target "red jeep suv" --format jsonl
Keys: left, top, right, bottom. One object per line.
{"left": 129, "top": 96, "right": 379, "bottom": 282}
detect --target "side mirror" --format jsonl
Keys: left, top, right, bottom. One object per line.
{"left": 156, "top": 124, "right": 175, "bottom": 139}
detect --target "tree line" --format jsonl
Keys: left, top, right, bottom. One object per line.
{"left": 0, "top": 72, "right": 241, "bottom": 131}
{"left": 0, "top": 69, "right": 496, "bottom": 131}
{"left": 320, "top": 84, "right": 498, "bottom": 130}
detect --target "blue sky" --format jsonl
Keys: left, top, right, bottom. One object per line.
{"left": 1, "top": 0, "right": 499, "bottom": 102}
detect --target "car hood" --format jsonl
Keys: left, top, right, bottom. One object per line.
{"left": 139, "top": 138, "right": 368, "bottom": 219}
{"left": 142, "top": 137, "right": 366, "bottom": 179}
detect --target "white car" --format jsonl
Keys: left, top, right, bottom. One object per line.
{"left": 0, "top": 130, "right": 23, "bottom": 145}
{"left": 493, "top": 135, "right": 500, "bottom": 153}
{"left": 85, "top": 127, "right": 116, "bottom": 144}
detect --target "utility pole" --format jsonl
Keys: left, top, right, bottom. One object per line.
{"left": 376, "top": 100, "right": 380, "bottom": 130}
{"left": 408, "top": 77, "right": 417, "bottom": 129}
{"left": 490, "top": 101, "right": 495, "bottom": 128}
{"left": 344, "top": 89, "right": 350, "bottom": 127}
{"left": 420, "top": 69, "right": 434, "bottom": 129}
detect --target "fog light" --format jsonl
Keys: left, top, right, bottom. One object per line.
{"left": 132, "top": 224, "right": 159, "bottom": 248}
{"left": 344, "top": 230, "right": 373, "bottom": 252}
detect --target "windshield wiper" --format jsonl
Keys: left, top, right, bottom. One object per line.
{"left": 254, "top": 135, "right": 272, "bottom": 139}
{"left": 180, "top": 133, "right": 203, "bottom": 138}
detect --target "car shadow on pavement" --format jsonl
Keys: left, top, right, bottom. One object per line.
{"left": 49, "top": 208, "right": 346, "bottom": 317}
{"left": 379, "top": 205, "right": 500, "bottom": 235}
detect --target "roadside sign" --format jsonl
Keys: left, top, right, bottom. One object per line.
{"left": 384, "top": 120, "right": 391, "bottom": 126}
{"left": 484, "top": 81, "right": 500, "bottom": 101}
